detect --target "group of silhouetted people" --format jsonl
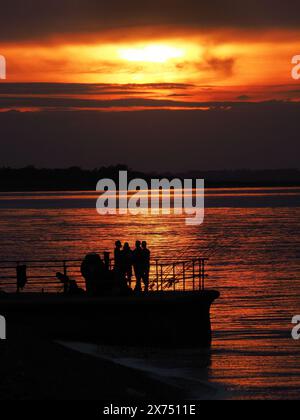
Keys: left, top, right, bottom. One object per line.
{"left": 114, "top": 240, "right": 150, "bottom": 292}
{"left": 78, "top": 241, "right": 151, "bottom": 296}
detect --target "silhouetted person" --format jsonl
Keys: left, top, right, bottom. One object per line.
{"left": 141, "top": 241, "right": 150, "bottom": 292}
{"left": 114, "top": 240, "right": 123, "bottom": 272}
{"left": 56, "top": 272, "right": 84, "bottom": 295}
{"left": 113, "top": 240, "right": 126, "bottom": 290}
{"left": 16, "top": 264, "right": 27, "bottom": 293}
{"left": 122, "top": 242, "right": 133, "bottom": 287}
{"left": 81, "top": 253, "right": 107, "bottom": 296}
{"left": 132, "top": 240, "right": 143, "bottom": 292}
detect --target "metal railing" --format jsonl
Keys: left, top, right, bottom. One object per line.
{"left": 0, "top": 255, "right": 208, "bottom": 293}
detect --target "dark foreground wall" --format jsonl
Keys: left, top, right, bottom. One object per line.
{"left": 0, "top": 290, "right": 219, "bottom": 348}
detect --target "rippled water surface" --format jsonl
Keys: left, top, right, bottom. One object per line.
{"left": 0, "top": 187, "right": 300, "bottom": 399}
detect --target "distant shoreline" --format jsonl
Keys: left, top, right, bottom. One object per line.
{"left": 1, "top": 183, "right": 300, "bottom": 193}
{"left": 1, "top": 184, "right": 300, "bottom": 192}
{"left": 1, "top": 166, "right": 300, "bottom": 191}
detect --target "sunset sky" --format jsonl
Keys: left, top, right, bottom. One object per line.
{"left": 0, "top": 1, "right": 300, "bottom": 170}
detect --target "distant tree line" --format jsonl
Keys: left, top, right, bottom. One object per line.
{"left": 0, "top": 165, "right": 299, "bottom": 191}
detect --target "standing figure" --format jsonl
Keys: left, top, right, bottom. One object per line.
{"left": 132, "top": 240, "right": 143, "bottom": 292}
{"left": 122, "top": 242, "right": 133, "bottom": 287}
{"left": 114, "top": 240, "right": 123, "bottom": 272}
{"left": 141, "top": 241, "right": 150, "bottom": 292}
{"left": 114, "top": 240, "right": 127, "bottom": 290}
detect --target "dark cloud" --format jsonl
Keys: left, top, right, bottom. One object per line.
{"left": 205, "top": 56, "right": 235, "bottom": 77}
{"left": 0, "top": 95, "right": 198, "bottom": 109}
{"left": 0, "top": 83, "right": 193, "bottom": 95}
{"left": 0, "top": 1, "right": 300, "bottom": 42}
{"left": 0, "top": 83, "right": 204, "bottom": 110}
{"left": 0, "top": 95, "right": 232, "bottom": 110}
{"left": 237, "top": 95, "right": 251, "bottom": 101}
{"left": 193, "top": 55, "right": 236, "bottom": 78}
{"left": 1, "top": 83, "right": 300, "bottom": 109}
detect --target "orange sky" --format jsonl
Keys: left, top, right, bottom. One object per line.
{"left": 1, "top": 27, "right": 300, "bottom": 104}
{"left": 0, "top": 29, "right": 299, "bottom": 84}
{"left": 1, "top": 2, "right": 300, "bottom": 170}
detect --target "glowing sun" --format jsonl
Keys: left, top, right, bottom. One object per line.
{"left": 118, "top": 44, "right": 185, "bottom": 63}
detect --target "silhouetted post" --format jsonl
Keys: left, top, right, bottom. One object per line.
{"left": 155, "top": 259, "right": 159, "bottom": 291}
{"left": 183, "top": 262, "right": 186, "bottom": 291}
{"left": 198, "top": 258, "right": 201, "bottom": 290}
{"left": 198, "top": 258, "right": 205, "bottom": 290}
{"left": 160, "top": 264, "right": 163, "bottom": 290}
{"left": 192, "top": 260, "right": 195, "bottom": 291}
{"left": 173, "top": 263, "right": 176, "bottom": 291}
{"left": 202, "top": 259, "right": 205, "bottom": 290}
